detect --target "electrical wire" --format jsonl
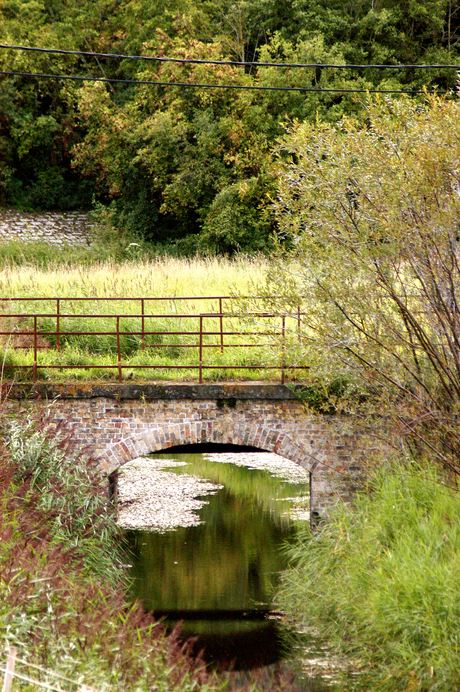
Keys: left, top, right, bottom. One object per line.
{"left": 0, "top": 70, "right": 449, "bottom": 94}
{"left": 0, "top": 42, "right": 459, "bottom": 70}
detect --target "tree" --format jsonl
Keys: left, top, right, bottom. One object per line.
{"left": 0, "top": 0, "right": 122, "bottom": 209}
{"left": 2, "top": 0, "right": 460, "bottom": 241}
{"left": 291, "top": 0, "right": 460, "bottom": 89}
{"left": 265, "top": 95, "right": 460, "bottom": 474}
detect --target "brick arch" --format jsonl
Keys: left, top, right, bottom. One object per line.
{"left": 95, "top": 419, "right": 319, "bottom": 476}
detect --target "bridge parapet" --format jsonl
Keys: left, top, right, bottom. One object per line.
{"left": 5, "top": 382, "right": 365, "bottom": 523}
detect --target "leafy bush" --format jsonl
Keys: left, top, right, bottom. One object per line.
{"left": 267, "top": 95, "right": 460, "bottom": 474}
{"left": 198, "top": 178, "right": 274, "bottom": 256}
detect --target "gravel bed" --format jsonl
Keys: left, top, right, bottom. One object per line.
{"left": 0, "top": 209, "right": 93, "bottom": 246}
{"left": 117, "top": 453, "right": 310, "bottom": 531}
{"left": 117, "top": 458, "right": 223, "bottom": 532}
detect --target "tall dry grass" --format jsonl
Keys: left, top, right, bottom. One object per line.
{"left": 0, "top": 256, "right": 267, "bottom": 299}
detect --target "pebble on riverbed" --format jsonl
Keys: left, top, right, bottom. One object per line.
{"left": 117, "top": 453, "right": 310, "bottom": 531}
{"left": 117, "top": 458, "right": 223, "bottom": 532}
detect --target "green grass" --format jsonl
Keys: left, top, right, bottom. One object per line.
{"left": 1, "top": 343, "right": 289, "bottom": 382}
{"left": 0, "top": 255, "right": 308, "bottom": 382}
{"left": 276, "top": 461, "right": 460, "bottom": 691}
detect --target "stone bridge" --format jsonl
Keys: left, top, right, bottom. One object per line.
{"left": 5, "top": 381, "right": 365, "bottom": 523}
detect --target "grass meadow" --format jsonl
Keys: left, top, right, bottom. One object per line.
{"left": 0, "top": 253, "right": 307, "bottom": 383}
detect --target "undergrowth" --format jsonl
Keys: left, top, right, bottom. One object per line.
{"left": 0, "top": 409, "right": 305, "bottom": 692}
{"left": 276, "top": 461, "right": 460, "bottom": 692}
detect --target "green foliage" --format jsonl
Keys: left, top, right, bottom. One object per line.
{"left": 277, "top": 462, "right": 460, "bottom": 691}
{"left": 2, "top": 0, "right": 459, "bottom": 248}
{"left": 266, "top": 94, "right": 460, "bottom": 474}
{"left": 294, "top": 377, "right": 350, "bottom": 415}
{"left": 70, "top": 27, "right": 385, "bottom": 253}
{"left": 70, "top": 35, "right": 283, "bottom": 253}
{"left": 0, "top": 0, "right": 122, "bottom": 210}
{"left": 198, "top": 177, "right": 275, "bottom": 254}
{"left": 6, "top": 414, "right": 123, "bottom": 578}
{"left": 291, "top": 0, "right": 460, "bottom": 79}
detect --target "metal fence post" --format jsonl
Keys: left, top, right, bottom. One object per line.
{"left": 116, "top": 316, "right": 122, "bottom": 383}
{"left": 141, "top": 298, "right": 145, "bottom": 352}
{"left": 199, "top": 315, "right": 203, "bottom": 384}
{"left": 219, "top": 297, "right": 224, "bottom": 353}
{"left": 281, "top": 314, "right": 286, "bottom": 384}
{"left": 56, "top": 298, "right": 61, "bottom": 352}
{"left": 33, "top": 315, "right": 37, "bottom": 383}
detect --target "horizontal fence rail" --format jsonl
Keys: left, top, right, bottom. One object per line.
{"left": 0, "top": 296, "right": 307, "bottom": 384}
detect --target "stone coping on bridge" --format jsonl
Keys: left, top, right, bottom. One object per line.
{"left": 4, "top": 381, "right": 305, "bottom": 401}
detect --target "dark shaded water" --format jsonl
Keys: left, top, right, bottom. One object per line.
{"left": 123, "top": 450, "right": 333, "bottom": 687}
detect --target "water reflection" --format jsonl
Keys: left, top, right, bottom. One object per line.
{"left": 122, "top": 450, "right": 314, "bottom": 674}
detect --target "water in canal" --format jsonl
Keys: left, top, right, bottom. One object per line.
{"left": 118, "top": 446, "right": 334, "bottom": 688}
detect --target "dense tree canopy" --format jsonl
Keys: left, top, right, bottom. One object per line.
{"left": 1, "top": 0, "right": 460, "bottom": 252}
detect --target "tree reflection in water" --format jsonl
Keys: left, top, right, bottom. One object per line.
{"left": 124, "top": 449, "right": 311, "bottom": 673}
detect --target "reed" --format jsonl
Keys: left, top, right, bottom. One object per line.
{"left": 276, "top": 461, "right": 460, "bottom": 691}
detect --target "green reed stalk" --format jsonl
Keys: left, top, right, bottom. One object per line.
{"left": 277, "top": 461, "right": 460, "bottom": 691}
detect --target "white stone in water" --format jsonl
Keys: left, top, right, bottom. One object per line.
{"left": 117, "top": 453, "right": 310, "bottom": 532}
{"left": 117, "top": 458, "right": 223, "bottom": 532}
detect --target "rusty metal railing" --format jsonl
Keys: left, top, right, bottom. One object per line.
{"left": 0, "top": 296, "right": 307, "bottom": 383}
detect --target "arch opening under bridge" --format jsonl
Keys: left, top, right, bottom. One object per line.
{"left": 96, "top": 420, "right": 320, "bottom": 476}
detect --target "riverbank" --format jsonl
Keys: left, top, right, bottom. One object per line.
{"left": 276, "top": 462, "right": 460, "bottom": 691}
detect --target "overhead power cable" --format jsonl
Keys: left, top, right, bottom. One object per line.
{"left": 0, "top": 43, "right": 459, "bottom": 70}
{"left": 0, "top": 70, "right": 449, "bottom": 94}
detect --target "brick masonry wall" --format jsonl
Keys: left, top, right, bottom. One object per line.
{"left": 5, "top": 382, "right": 365, "bottom": 519}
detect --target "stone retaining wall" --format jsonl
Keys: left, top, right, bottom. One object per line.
{"left": 0, "top": 209, "right": 92, "bottom": 246}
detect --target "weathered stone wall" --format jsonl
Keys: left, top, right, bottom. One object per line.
{"left": 0, "top": 209, "right": 91, "bottom": 246}
{"left": 5, "top": 382, "right": 364, "bottom": 520}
